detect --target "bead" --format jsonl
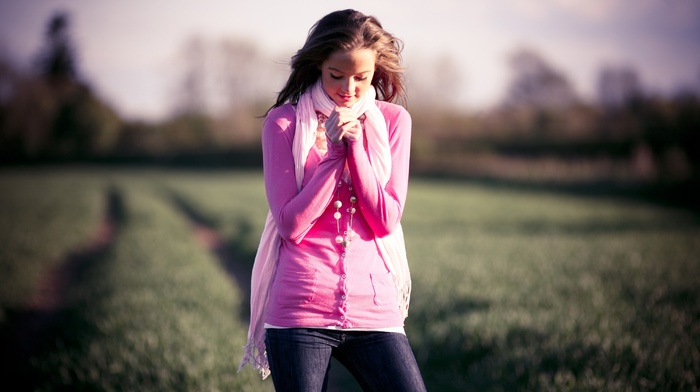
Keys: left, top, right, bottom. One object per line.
{"left": 332, "top": 190, "right": 358, "bottom": 249}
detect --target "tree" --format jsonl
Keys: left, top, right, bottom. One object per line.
{"left": 0, "top": 10, "right": 122, "bottom": 161}
{"left": 405, "top": 53, "right": 464, "bottom": 110}
{"left": 171, "top": 36, "right": 209, "bottom": 116}
{"left": 597, "top": 65, "right": 643, "bottom": 110}
{"left": 434, "top": 55, "right": 463, "bottom": 107}
{"left": 503, "top": 48, "right": 578, "bottom": 110}
{"left": 219, "top": 38, "right": 263, "bottom": 110}
{"left": 166, "top": 35, "right": 284, "bottom": 149}
{"left": 35, "top": 11, "right": 78, "bottom": 82}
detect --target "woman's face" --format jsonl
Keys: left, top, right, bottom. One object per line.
{"left": 319, "top": 48, "right": 376, "bottom": 107}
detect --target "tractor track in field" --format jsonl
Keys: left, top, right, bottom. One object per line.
{"left": 167, "top": 193, "right": 254, "bottom": 320}
{"left": 191, "top": 224, "right": 252, "bottom": 300}
{"left": 0, "top": 189, "right": 122, "bottom": 382}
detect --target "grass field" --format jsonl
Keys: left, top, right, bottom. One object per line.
{"left": 0, "top": 167, "right": 698, "bottom": 391}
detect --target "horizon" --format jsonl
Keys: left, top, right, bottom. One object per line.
{"left": 1, "top": 0, "right": 699, "bottom": 121}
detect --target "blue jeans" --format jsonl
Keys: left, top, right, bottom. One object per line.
{"left": 265, "top": 328, "right": 427, "bottom": 392}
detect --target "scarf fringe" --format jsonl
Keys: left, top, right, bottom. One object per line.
{"left": 238, "top": 341, "right": 270, "bottom": 379}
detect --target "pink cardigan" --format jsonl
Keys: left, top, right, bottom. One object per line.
{"left": 262, "top": 101, "right": 412, "bottom": 329}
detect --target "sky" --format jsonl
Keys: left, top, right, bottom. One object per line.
{"left": 1, "top": 0, "right": 699, "bottom": 120}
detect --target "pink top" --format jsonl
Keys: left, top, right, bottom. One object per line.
{"left": 263, "top": 101, "right": 412, "bottom": 329}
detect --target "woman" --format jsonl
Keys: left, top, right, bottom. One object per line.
{"left": 240, "top": 9, "right": 426, "bottom": 391}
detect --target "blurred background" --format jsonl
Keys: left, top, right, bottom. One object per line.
{"left": 1, "top": 0, "right": 699, "bottom": 201}
{"left": 2, "top": 2, "right": 700, "bottom": 390}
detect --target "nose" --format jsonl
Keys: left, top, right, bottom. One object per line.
{"left": 341, "top": 78, "right": 354, "bottom": 94}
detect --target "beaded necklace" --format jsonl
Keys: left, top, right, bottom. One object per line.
{"left": 333, "top": 181, "right": 356, "bottom": 248}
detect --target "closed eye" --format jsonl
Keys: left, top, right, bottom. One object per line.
{"left": 330, "top": 74, "right": 368, "bottom": 81}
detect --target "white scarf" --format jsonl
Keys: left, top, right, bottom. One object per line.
{"left": 239, "top": 79, "right": 411, "bottom": 379}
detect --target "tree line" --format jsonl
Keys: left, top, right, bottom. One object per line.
{"left": 410, "top": 48, "right": 700, "bottom": 186}
{"left": 0, "top": 12, "right": 277, "bottom": 166}
{"left": 1, "top": 11, "right": 698, "bottom": 188}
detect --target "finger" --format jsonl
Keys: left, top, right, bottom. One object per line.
{"left": 334, "top": 107, "right": 359, "bottom": 123}
{"left": 336, "top": 110, "right": 358, "bottom": 122}
{"left": 330, "top": 125, "right": 345, "bottom": 143}
{"left": 344, "top": 129, "right": 360, "bottom": 141}
{"left": 327, "top": 110, "right": 339, "bottom": 124}
{"left": 341, "top": 121, "right": 362, "bottom": 141}
{"left": 325, "top": 115, "right": 342, "bottom": 137}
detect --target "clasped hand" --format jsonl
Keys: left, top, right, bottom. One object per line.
{"left": 325, "top": 107, "right": 362, "bottom": 144}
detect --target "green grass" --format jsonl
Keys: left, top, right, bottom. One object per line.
{"left": 0, "top": 168, "right": 105, "bottom": 323}
{"left": 403, "top": 181, "right": 700, "bottom": 391}
{"left": 156, "top": 170, "right": 269, "bottom": 258}
{"left": 1, "top": 168, "right": 698, "bottom": 391}
{"left": 1, "top": 169, "right": 272, "bottom": 391}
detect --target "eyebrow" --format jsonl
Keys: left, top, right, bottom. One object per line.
{"left": 328, "top": 66, "right": 372, "bottom": 75}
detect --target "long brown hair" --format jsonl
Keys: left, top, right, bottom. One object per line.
{"left": 270, "top": 9, "right": 406, "bottom": 113}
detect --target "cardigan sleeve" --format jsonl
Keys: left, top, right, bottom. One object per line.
{"left": 262, "top": 105, "right": 347, "bottom": 243}
{"left": 346, "top": 103, "right": 412, "bottom": 238}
